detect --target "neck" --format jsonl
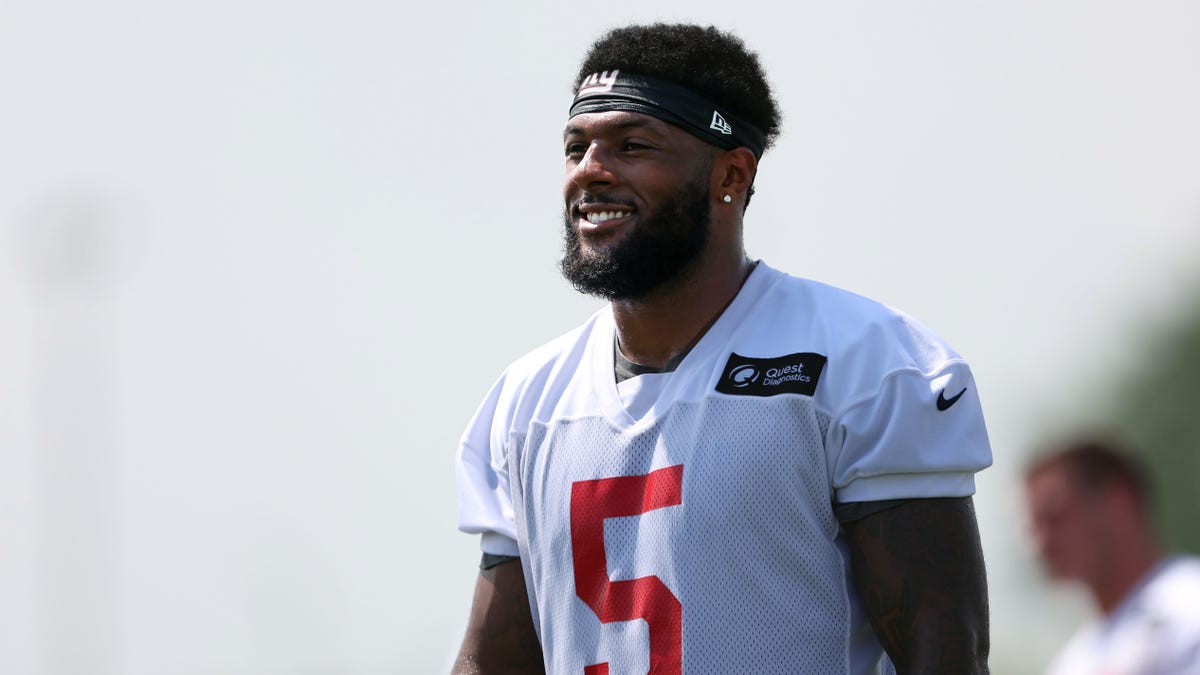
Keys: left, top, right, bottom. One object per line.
{"left": 611, "top": 243, "right": 753, "bottom": 368}
{"left": 1091, "top": 539, "right": 1162, "bottom": 615}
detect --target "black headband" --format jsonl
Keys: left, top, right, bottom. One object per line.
{"left": 568, "top": 70, "right": 767, "bottom": 159}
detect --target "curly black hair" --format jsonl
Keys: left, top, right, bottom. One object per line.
{"left": 574, "top": 24, "right": 782, "bottom": 153}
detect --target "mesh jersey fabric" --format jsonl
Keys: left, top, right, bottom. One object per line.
{"left": 455, "top": 261, "right": 993, "bottom": 674}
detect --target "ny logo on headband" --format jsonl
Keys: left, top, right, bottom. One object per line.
{"left": 579, "top": 70, "right": 620, "bottom": 95}
{"left": 710, "top": 111, "right": 733, "bottom": 135}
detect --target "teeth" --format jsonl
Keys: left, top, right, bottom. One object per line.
{"left": 585, "top": 210, "right": 631, "bottom": 224}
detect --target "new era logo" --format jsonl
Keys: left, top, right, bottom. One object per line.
{"left": 578, "top": 70, "right": 619, "bottom": 95}
{"left": 710, "top": 111, "right": 733, "bottom": 135}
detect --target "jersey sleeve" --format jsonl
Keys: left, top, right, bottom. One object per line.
{"left": 825, "top": 356, "right": 993, "bottom": 504}
{"left": 455, "top": 372, "right": 520, "bottom": 557}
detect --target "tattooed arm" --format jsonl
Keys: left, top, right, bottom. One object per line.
{"left": 452, "top": 559, "right": 546, "bottom": 675}
{"left": 843, "top": 497, "right": 990, "bottom": 674}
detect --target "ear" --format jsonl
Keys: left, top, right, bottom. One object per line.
{"left": 711, "top": 147, "right": 758, "bottom": 206}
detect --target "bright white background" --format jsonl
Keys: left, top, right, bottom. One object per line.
{"left": 2, "top": 1, "right": 1198, "bottom": 673}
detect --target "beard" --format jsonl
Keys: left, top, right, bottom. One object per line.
{"left": 559, "top": 175, "right": 712, "bottom": 301}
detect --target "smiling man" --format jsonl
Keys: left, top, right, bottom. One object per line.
{"left": 453, "top": 24, "right": 993, "bottom": 674}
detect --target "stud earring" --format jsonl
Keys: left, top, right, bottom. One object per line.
{"left": 722, "top": 194, "right": 732, "bottom": 203}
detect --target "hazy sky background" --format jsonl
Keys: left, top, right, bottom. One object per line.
{"left": 2, "top": 1, "right": 1198, "bottom": 673}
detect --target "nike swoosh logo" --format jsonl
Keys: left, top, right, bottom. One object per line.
{"left": 936, "top": 387, "right": 967, "bottom": 411}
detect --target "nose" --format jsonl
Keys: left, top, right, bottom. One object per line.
{"left": 568, "top": 142, "right": 616, "bottom": 192}
{"left": 1032, "top": 524, "right": 1052, "bottom": 554}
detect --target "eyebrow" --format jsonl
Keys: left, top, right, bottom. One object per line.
{"left": 563, "top": 118, "right": 659, "bottom": 140}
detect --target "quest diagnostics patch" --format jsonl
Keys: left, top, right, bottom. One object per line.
{"left": 716, "top": 352, "right": 827, "bottom": 397}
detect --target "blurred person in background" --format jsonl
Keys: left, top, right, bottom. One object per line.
{"left": 1025, "top": 437, "right": 1200, "bottom": 674}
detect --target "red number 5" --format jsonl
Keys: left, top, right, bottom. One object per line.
{"left": 570, "top": 465, "right": 684, "bottom": 675}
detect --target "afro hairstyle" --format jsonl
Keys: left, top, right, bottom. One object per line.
{"left": 574, "top": 23, "right": 782, "bottom": 154}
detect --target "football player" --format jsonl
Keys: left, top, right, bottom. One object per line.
{"left": 454, "top": 23, "right": 993, "bottom": 674}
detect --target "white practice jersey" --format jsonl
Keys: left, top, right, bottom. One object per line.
{"left": 1047, "top": 556, "right": 1200, "bottom": 675}
{"left": 456, "top": 262, "right": 992, "bottom": 675}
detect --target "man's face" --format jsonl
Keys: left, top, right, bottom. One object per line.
{"left": 560, "top": 110, "right": 716, "bottom": 300}
{"left": 1025, "top": 465, "right": 1110, "bottom": 582}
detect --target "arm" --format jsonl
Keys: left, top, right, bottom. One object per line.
{"left": 452, "top": 559, "right": 545, "bottom": 675}
{"left": 843, "top": 496, "right": 990, "bottom": 674}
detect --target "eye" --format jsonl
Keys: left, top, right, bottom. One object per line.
{"left": 565, "top": 141, "right": 588, "bottom": 158}
{"left": 621, "top": 141, "right": 651, "bottom": 152}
